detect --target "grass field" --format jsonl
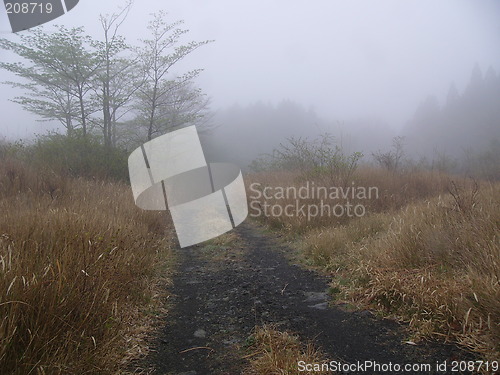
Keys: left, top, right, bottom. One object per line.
{"left": 247, "top": 168, "right": 500, "bottom": 361}
{"left": 0, "top": 156, "right": 174, "bottom": 374}
{"left": 1, "top": 141, "right": 498, "bottom": 373}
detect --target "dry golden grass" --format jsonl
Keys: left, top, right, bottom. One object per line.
{"left": 246, "top": 168, "right": 451, "bottom": 232}
{"left": 354, "top": 183, "right": 500, "bottom": 359}
{"left": 0, "top": 157, "right": 173, "bottom": 374}
{"left": 248, "top": 168, "right": 499, "bottom": 360}
{"left": 243, "top": 325, "right": 333, "bottom": 375}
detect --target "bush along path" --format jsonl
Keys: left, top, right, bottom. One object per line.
{"left": 133, "top": 221, "right": 474, "bottom": 375}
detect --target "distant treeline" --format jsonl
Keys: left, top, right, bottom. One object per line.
{"left": 202, "top": 100, "right": 394, "bottom": 168}
{"left": 402, "top": 63, "right": 500, "bottom": 158}
{"left": 203, "top": 64, "right": 499, "bottom": 180}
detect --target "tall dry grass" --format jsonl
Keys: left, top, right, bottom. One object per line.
{"left": 246, "top": 168, "right": 451, "bottom": 232}
{"left": 0, "top": 157, "right": 172, "bottom": 374}
{"left": 243, "top": 325, "right": 332, "bottom": 375}
{"left": 248, "top": 168, "right": 499, "bottom": 359}
{"left": 303, "top": 183, "right": 499, "bottom": 355}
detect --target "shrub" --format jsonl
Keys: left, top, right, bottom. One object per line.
{"left": 371, "top": 136, "right": 405, "bottom": 172}
{"left": 250, "top": 133, "right": 363, "bottom": 185}
{"left": 27, "top": 132, "right": 129, "bottom": 181}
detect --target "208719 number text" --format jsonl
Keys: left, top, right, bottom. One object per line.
{"left": 5, "top": 2, "right": 53, "bottom": 14}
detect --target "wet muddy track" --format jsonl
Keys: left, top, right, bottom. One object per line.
{"left": 134, "top": 221, "right": 473, "bottom": 375}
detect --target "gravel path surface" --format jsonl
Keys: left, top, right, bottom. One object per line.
{"left": 133, "top": 221, "right": 472, "bottom": 375}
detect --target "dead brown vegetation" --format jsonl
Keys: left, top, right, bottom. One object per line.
{"left": 0, "top": 157, "right": 173, "bottom": 374}
{"left": 247, "top": 168, "right": 499, "bottom": 360}
{"left": 243, "top": 325, "right": 332, "bottom": 375}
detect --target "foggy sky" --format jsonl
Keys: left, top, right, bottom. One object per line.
{"left": 1, "top": 0, "right": 499, "bottom": 139}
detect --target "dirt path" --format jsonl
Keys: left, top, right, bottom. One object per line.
{"left": 133, "top": 222, "right": 472, "bottom": 375}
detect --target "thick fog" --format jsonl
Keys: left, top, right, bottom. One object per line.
{"left": 1, "top": 0, "right": 499, "bottom": 166}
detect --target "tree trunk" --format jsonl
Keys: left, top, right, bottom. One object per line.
{"left": 78, "top": 88, "right": 86, "bottom": 137}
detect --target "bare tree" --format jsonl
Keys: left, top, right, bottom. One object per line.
{"left": 93, "top": 1, "right": 144, "bottom": 147}
{"left": 134, "top": 11, "right": 213, "bottom": 141}
{"left": 372, "top": 136, "right": 406, "bottom": 172}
